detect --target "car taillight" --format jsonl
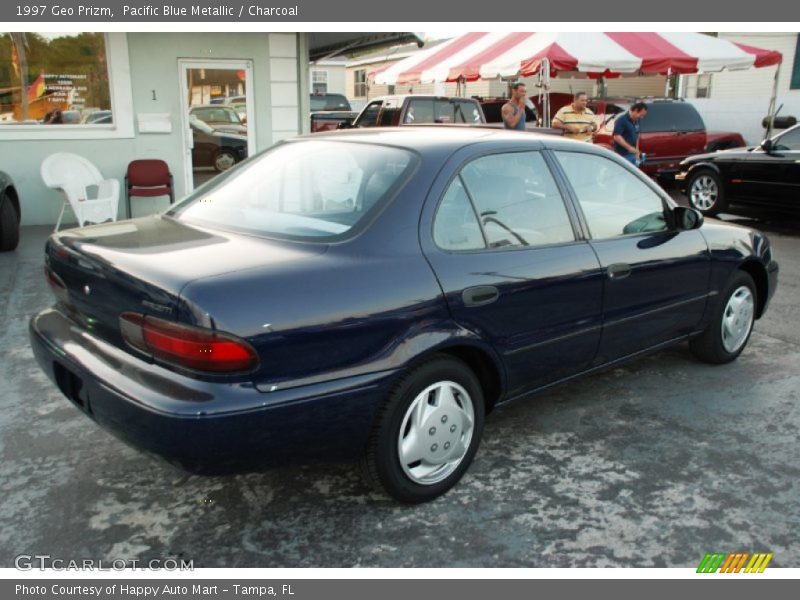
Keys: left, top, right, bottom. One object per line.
{"left": 44, "top": 265, "right": 69, "bottom": 303}
{"left": 119, "top": 312, "right": 259, "bottom": 374}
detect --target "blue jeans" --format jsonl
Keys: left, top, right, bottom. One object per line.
{"left": 620, "top": 152, "right": 637, "bottom": 165}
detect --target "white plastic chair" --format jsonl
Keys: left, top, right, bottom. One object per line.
{"left": 41, "top": 152, "right": 120, "bottom": 231}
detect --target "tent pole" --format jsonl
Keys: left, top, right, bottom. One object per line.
{"left": 664, "top": 68, "right": 671, "bottom": 97}
{"left": 764, "top": 62, "right": 782, "bottom": 141}
{"left": 543, "top": 57, "right": 551, "bottom": 127}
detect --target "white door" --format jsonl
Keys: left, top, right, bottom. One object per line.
{"left": 178, "top": 59, "right": 256, "bottom": 193}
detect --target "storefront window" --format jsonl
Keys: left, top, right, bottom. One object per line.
{"left": 0, "top": 32, "right": 112, "bottom": 126}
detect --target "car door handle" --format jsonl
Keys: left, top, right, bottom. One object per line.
{"left": 462, "top": 285, "right": 499, "bottom": 307}
{"left": 607, "top": 263, "right": 632, "bottom": 280}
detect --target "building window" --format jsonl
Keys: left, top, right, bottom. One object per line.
{"left": 354, "top": 69, "right": 367, "bottom": 98}
{"left": 311, "top": 69, "right": 327, "bottom": 94}
{"left": 387, "top": 84, "right": 395, "bottom": 95}
{"left": 1, "top": 32, "right": 112, "bottom": 126}
{"left": 695, "top": 73, "right": 712, "bottom": 98}
{"left": 791, "top": 34, "right": 800, "bottom": 90}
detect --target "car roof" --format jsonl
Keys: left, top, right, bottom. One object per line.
{"left": 296, "top": 125, "right": 599, "bottom": 154}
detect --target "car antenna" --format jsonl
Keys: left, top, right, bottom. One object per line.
{"left": 764, "top": 102, "right": 783, "bottom": 145}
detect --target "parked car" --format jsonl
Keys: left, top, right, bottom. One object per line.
{"left": 81, "top": 110, "right": 113, "bottom": 124}
{"left": 676, "top": 124, "right": 800, "bottom": 215}
{"left": 590, "top": 98, "right": 746, "bottom": 178}
{"left": 189, "top": 105, "right": 247, "bottom": 135}
{"left": 29, "top": 128, "right": 778, "bottom": 503}
{"left": 0, "top": 170, "right": 21, "bottom": 251}
{"left": 190, "top": 117, "right": 248, "bottom": 172}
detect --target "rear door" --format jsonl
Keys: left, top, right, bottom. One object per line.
{"left": 421, "top": 147, "right": 604, "bottom": 398}
{"left": 552, "top": 150, "right": 711, "bottom": 364}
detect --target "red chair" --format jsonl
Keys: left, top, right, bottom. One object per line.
{"left": 125, "top": 160, "right": 174, "bottom": 218}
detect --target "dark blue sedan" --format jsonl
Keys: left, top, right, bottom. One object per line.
{"left": 30, "top": 127, "right": 778, "bottom": 503}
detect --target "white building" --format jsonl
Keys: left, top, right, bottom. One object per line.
{"left": 0, "top": 32, "right": 417, "bottom": 226}
{"left": 683, "top": 33, "right": 800, "bottom": 144}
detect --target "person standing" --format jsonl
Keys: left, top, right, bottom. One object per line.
{"left": 613, "top": 101, "right": 648, "bottom": 164}
{"left": 552, "top": 92, "right": 597, "bottom": 141}
{"left": 502, "top": 83, "right": 527, "bottom": 130}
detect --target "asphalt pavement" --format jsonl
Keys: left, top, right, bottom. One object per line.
{"left": 1, "top": 198, "right": 798, "bottom": 568}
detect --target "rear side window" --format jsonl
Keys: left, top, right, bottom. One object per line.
{"left": 169, "top": 141, "right": 417, "bottom": 241}
{"left": 432, "top": 151, "right": 575, "bottom": 251}
{"left": 640, "top": 103, "right": 704, "bottom": 133}
{"left": 433, "top": 179, "right": 485, "bottom": 251}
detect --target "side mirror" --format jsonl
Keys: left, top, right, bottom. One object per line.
{"left": 673, "top": 206, "right": 704, "bottom": 231}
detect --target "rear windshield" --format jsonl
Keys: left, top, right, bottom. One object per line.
{"left": 168, "top": 140, "right": 417, "bottom": 241}
{"left": 639, "top": 103, "right": 704, "bottom": 133}
{"left": 310, "top": 94, "right": 352, "bottom": 111}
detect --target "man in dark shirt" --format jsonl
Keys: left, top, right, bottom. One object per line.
{"left": 613, "top": 102, "right": 648, "bottom": 164}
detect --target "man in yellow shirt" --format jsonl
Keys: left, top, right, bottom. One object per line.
{"left": 552, "top": 92, "right": 598, "bottom": 142}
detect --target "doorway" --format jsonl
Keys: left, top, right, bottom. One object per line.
{"left": 178, "top": 59, "right": 256, "bottom": 193}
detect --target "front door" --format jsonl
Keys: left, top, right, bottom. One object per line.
{"left": 736, "top": 126, "right": 800, "bottom": 205}
{"left": 178, "top": 59, "right": 256, "bottom": 193}
{"left": 552, "top": 150, "right": 711, "bottom": 364}
{"left": 422, "top": 149, "right": 605, "bottom": 399}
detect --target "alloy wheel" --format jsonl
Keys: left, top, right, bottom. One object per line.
{"left": 690, "top": 175, "right": 719, "bottom": 211}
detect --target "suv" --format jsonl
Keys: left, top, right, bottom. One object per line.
{"left": 590, "top": 98, "right": 745, "bottom": 178}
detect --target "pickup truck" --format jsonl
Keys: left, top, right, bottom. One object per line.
{"left": 310, "top": 93, "right": 359, "bottom": 133}
{"left": 348, "top": 95, "right": 486, "bottom": 128}
{"left": 590, "top": 98, "right": 746, "bottom": 178}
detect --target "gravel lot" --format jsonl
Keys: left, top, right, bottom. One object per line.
{"left": 2, "top": 197, "right": 798, "bottom": 568}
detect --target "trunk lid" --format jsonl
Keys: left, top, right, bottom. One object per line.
{"left": 46, "top": 215, "right": 326, "bottom": 351}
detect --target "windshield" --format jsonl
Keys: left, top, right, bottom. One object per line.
{"left": 168, "top": 140, "right": 418, "bottom": 241}
{"left": 310, "top": 94, "right": 352, "bottom": 111}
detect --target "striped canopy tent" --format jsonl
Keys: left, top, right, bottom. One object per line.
{"left": 372, "top": 32, "right": 783, "bottom": 84}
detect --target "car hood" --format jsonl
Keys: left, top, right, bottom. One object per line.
{"left": 682, "top": 145, "right": 759, "bottom": 165}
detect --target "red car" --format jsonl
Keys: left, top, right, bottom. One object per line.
{"left": 589, "top": 98, "right": 745, "bottom": 178}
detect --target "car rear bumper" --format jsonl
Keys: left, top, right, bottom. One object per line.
{"left": 29, "top": 307, "right": 395, "bottom": 473}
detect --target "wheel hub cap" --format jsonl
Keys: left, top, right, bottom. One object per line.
{"left": 397, "top": 381, "right": 475, "bottom": 486}
{"left": 690, "top": 175, "right": 718, "bottom": 211}
{"left": 721, "top": 286, "right": 754, "bottom": 353}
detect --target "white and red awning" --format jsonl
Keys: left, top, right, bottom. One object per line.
{"left": 372, "top": 32, "right": 782, "bottom": 85}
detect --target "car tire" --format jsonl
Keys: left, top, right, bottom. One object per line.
{"left": 0, "top": 193, "right": 20, "bottom": 252}
{"left": 213, "top": 149, "right": 238, "bottom": 172}
{"left": 687, "top": 169, "right": 727, "bottom": 216}
{"left": 690, "top": 271, "right": 756, "bottom": 364}
{"left": 361, "top": 355, "right": 485, "bottom": 503}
